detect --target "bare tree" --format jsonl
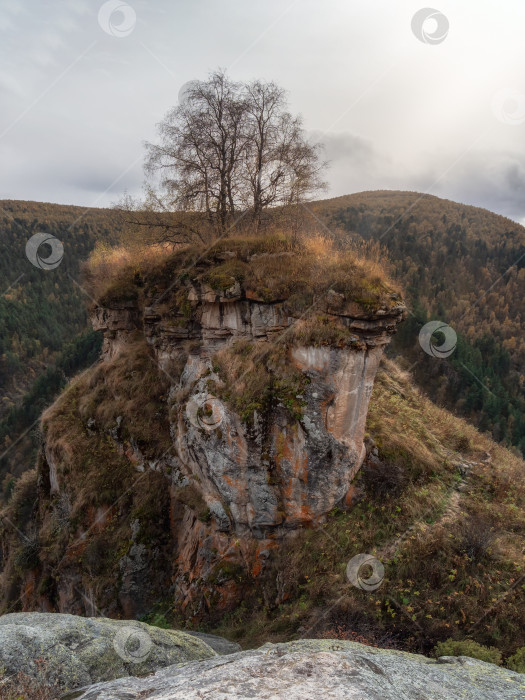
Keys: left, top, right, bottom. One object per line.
{"left": 243, "top": 79, "right": 326, "bottom": 230}
{"left": 116, "top": 190, "right": 208, "bottom": 246}
{"left": 145, "top": 71, "right": 247, "bottom": 235}
{"left": 127, "top": 69, "right": 327, "bottom": 243}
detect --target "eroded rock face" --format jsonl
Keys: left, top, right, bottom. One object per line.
{"left": 173, "top": 344, "right": 382, "bottom": 537}
{"left": 71, "top": 639, "right": 525, "bottom": 700}
{"left": 84, "top": 284, "right": 404, "bottom": 612}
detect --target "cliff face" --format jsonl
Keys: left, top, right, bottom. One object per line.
{"left": 0, "top": 236, "right": 405, "bottom": 619}
{"left": 92, "top": 286, "right": 402, "bottom": 532}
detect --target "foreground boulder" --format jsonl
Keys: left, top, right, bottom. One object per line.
{"left": 71, "top": 640, "right": 524, "bottom": 700}
{"left": 0, "top": 612, "right": 216, "bottom": 692}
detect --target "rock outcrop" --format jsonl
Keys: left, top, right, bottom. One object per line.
{"left": 0, "top": 236, "right": 405, "bottom": 620}
{"left": 1, "top": 617, "right": 521, "bottom": 699}
{"left": 90, "top": 252, "right": 404, "bottom": 538}
{"left": 71, "top": 639, "right": 525, "bottom": 699}
{"left": 87, "top": 243, "right": 404, "bottom": 612}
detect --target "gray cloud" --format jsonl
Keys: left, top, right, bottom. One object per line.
{"left": 447, "top": 153, "right": 525, "bottom": 221}
{"left": 310, "top": 130, "right": 395, "bottom": 197}
{"left": 405, "top": 150, "right": 525, "bottom": 224}
{"left": 0, "top": 0, "right": 524, "bottom": 222}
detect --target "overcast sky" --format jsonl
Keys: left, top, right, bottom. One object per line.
{"left": 1, "top": 0, "right": 525, "bottom": 222}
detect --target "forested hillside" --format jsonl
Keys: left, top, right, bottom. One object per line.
{"left": 2, "top": 190, "right": 524, "bottom": 503}
{"left": 0, "top": 201, "right": 123, "bottom": 492}
{"left": 314, "top": 191, "right": 525, "bottom": 455}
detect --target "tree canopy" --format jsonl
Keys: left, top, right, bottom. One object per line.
{"left": 126, "top": 70, "right": 327, "bottom": 243}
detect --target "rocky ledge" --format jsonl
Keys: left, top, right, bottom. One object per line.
{"left": 1, "top": 614, "right": 521, "bottom": 699}
{"left": 72, "top": 640, "right": 525, "bottom": 700}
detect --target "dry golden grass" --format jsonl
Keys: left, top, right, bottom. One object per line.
{"left": 301, "top": 233, "right": 392, "bottom": 289}
{"left": 84, "top": 227, "right": 400, "bottom": 318}
{"left": 83, "top": 240, "right": 174, "bottom": 301}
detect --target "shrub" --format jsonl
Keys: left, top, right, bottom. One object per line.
{"left": 433, "top": 638, "right": 502, "bottom": 665}
{"left": 320, "top": 600, "right": 400, "bottom": 649}
{"left": 360, "top": 455, "right": 406, "bottom": 498}
{"left": 81, "top": 536, "right": 110, "bottom": 575}
{"left": 457, "top": 514, "right": 494, "bottom": 561}
{"left": 318, "top": 624, "right": 399, "bottom": 649}
{"left": 13, "top": 537, "right": 40, "bottom": 573}
{"left": 507, "top": 646, "right": 525, "bottom": 673}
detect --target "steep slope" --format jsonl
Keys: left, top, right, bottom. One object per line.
{"left": 312, "top": 191, "right": 525, "bottom": 453}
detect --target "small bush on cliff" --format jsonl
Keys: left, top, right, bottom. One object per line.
{"left": 360, "top": 456, "right": 406, "bottom": 498}
{"left": 13, "top": 536, "right": 40, "bottom": 573}
{"left": 5, "top": 469, "right": 38, "bottom": 529}
{"left": 433, "top": 638, "right": 502, "bottom": 665}
{"left": 507, "top": 646, "right": 525, "bottom": 673}
{"left": 174, "top": 483, "right": 209, "bottom": 521}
